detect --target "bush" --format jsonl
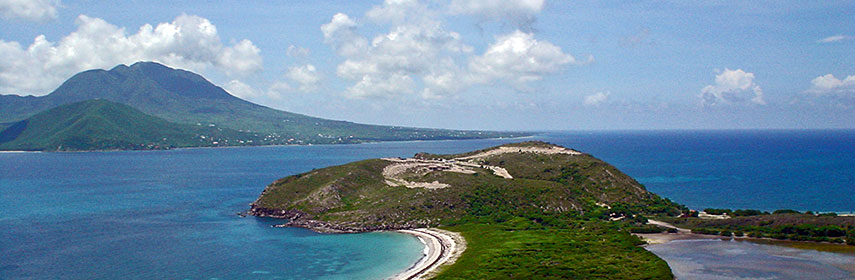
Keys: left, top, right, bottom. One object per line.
{"left": 629, "top": 225, "right": 665, "bottom": 234}
{"left": 771, "top": 233, "right": 788, "bottom": 240}
{"left": 734, "top": 231, "right": 744, "bottom": 237}
{"left": 731, "top": 209, "right": 767, "bottom": 216}
{"left": 817, "top": 225, "right": 846, "bottom": 237}
{"left": 703, "top": 208, "right": 731, "bottom": 215}
{"left": 772, "top": 209, "right": 801, "bottom": 214}
{"left": 719, "top": 230, "right": 732, "bottom": 237}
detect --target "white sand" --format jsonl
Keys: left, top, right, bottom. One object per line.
{"left": 390, "top": 228, "right": 466, "bottom": 280}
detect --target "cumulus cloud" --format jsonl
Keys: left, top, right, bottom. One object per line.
{"left": 449, "top": 0, "right": 543, "bottom": 30}
{"left": 321, "top": 13, "right": 367, "bottom": 57}
{"left": 325, "top": 0, "right": 474, "bottom": 99}
{"left": 469, "top": 30, "right": 575, "bottom": 85}
{"left": 584, "top": 91, "right": 610, "bottom": 106}
{"left": 0, "top": 0, "right": 58, "bottom": 22}
{"left": 699, "top": 69, "right": 765, "bottom": 107}
{"left": 817, "top": 35, "right": 852, "bottom": 43}
{"left": 223, "top": 80, "right": 263, "bottom": 99}
{"left": 0, "top": 14, "right": 262, "bottom": 95}
{"left": 806, "top": 74, "right": 855, "bottom": 95}
{"left": 287, "top": 64, "right": 321, "bottom": 92}
{"left": 322, "top": 0, "right": 578, "bottom": 100}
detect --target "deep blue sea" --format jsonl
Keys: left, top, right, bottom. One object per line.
{"left": 1, "top": 130, "right": 854, "bottom": 279}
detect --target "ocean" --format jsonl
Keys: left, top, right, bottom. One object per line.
{"left": 1, "top": 130, "right": 853, "bottom": 279}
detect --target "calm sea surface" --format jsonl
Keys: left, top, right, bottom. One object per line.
{"left": 1, "top": 130, "right": 853, "bottom": 279}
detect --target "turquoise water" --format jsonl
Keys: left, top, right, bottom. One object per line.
{"left": 2, "top": 130, "right": 854, "bottom": 279}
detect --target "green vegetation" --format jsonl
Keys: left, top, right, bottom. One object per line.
{"left": 252, "top": 142, "right": 683, "bottom": 278}
{"left": 0, "top": 61, "right": 523, "bottom": 148}
{"left": 0, "top": 99, "right": 263, "bottom": 151}
{"left": 700, "top": 208, "right": 771, "bottom": 217}
{"left": 661, "top": 213, "right": 855, "bottom": 245}
{"left": 434, "top": 222, "right": 671, "bottom": 280}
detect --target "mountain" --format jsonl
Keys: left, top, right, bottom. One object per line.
{"left": 0, "top": 99, "right": 263, "bottom": 151}
{"left": 0, "top": 62, "right": 524, "bottom": 144}
{"left": 249, "top": 141, "right": 682, "bottom": 279}
{"left": 250, "top": 141, "right": 682, "bottom": 232}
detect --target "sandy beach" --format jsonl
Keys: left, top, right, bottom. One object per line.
{"left": 389, "top": 228, "right": 466, "bottom": 280}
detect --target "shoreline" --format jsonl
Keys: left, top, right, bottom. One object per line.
{"left": 389, "top": 228, "right": 466, "bottom": 280}
{"left": 638, "top": 220, "right": 855, "bottom": 254}
{"left": 0, "top": 134, "right": 535, "bottom": 154}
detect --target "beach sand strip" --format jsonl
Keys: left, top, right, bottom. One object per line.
{"left": 390, "top": 228, "right": 466, "bottom": 280}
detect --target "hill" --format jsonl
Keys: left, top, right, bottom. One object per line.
{"left": 250, "top": 141, "right": 681, "bottom": 231}
{"left": 0, "top": 61, "right": 523, "bottom": 144}
{"left": 250, "top": 141, "right": 682, "bottom": 278}
{"left": 0, "top": 99, "right": 262, "bottom": 151}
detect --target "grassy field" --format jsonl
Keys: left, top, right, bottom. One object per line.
{"left": 435, "top": 222, "right": 672, "bottom": 279}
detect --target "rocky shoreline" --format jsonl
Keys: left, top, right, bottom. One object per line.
{"left": 249, "top": 205, "right": 425, "bottom": 233}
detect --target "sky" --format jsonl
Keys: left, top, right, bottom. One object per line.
{"left": 1, "top": 0, "right": 854, "bottom": 130}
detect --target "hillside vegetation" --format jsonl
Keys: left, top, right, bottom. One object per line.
{"left": 0, "top": 99, "right": 261, "bottom": 151}
{"left": 251, "top": 141, "right": 684, "bottom": 279}
{"left": 0, "top": 62, "right": 523, "bottom": 145}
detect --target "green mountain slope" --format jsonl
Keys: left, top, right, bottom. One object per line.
{"left": 250, "top": 141, "right": 682, "bottom": 279}
{"left": 0, "top": 99, "right": 261, "bottom": 151}
{"left": 0, "top": 62, "right": 523, "bottom": 144}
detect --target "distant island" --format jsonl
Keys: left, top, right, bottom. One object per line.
{"left": 250, "top": 141, "right": 855, "bottom": 279}
{"left": 0, "top": 62, "right": 525, "bottom": 151}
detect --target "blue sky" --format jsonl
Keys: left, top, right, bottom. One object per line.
{"left": 1, "top": 0, "right": 853, "bottom": 130}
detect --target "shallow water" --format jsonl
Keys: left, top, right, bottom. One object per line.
{"left": 646, "top": 239, "right": 855, "bottom": 280}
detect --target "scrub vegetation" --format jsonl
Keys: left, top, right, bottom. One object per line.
{"left": 252, "top": 142, "right": 685, "bottom": 278}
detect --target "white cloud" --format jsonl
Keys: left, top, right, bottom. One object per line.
{"left": 699, "top": 68, "right": 765, "bottom": 106}
{"left": 584, "top": 92, "right": 610, "bottom": 106}
{"left": 326, "top": 1, "right": 473, "bottom": 99}
{"left": 223, "top": 79, "right": 262, "bottom": 99}
{"left": 449, "top": 0, "right": 543, "bottom": 30}
{"left": 286, "top": 45, "right": 310, "bottom": 57}
{"left": 0, "top": 14, "right": 262, "bottom": 95}
{"left": 218, "top": 39, "right": 262, "bottom": 76}
{"left": 818, "top": 35, "right": 852, "bottom": 43}
{"left": 287, "top": 64, "right": 321, "bottom": 92}
{"left": 806, "top": 74, "right": 855, "bottom": 95}
{"left": 347, "top": 73, "right": 415, "bottom": 99}
{"left": 366, "top": 0, "right": 424, "bottom": 24}
{"left": 321, "top": 13, "right": 368, "bottom": 57}
{"left": 469, "top": 30, "right": 575, "bottom": 86}
{"left": 323, "top": 1, "right": 578, "bottom": 100}
{"left": 0, "top": 0, "right": 58, "bottom": 22}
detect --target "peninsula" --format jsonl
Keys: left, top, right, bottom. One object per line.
{"left": 251, "top": 141, "right": 685, "bottom": 279}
